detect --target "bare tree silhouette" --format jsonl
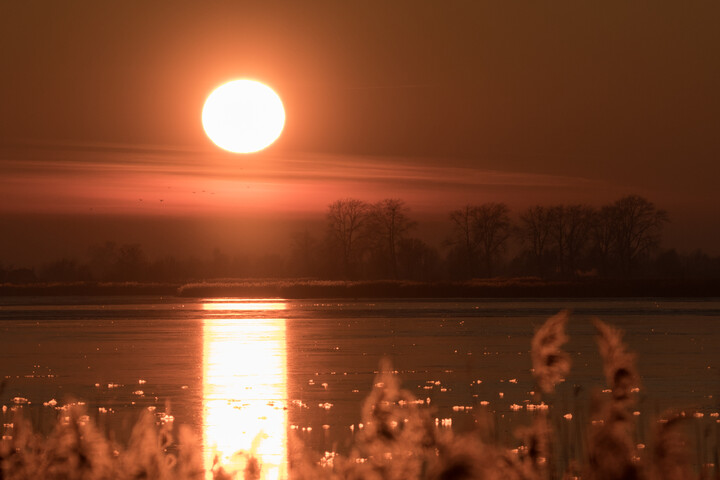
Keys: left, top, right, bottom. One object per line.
{"left": 367, "top": 199, "right": 416, "bottom": 279}
{"left": 396, "top": 237, "right": 441, "bottom": 281}
{"left": 448, "top": 205, "right": 479, "bottom": 278}
{"left": 590, "top": 205, "right": 618, "bottom": 275}
{"left": 448, "top": 203, "right": 511, "bottom": 278}
{"left": 518, "top": 205, "right": 554, "bottom": 276}
{"left": 613, "top": 195, "right": 668, "bottom": 274}
{"left": 326, "top": 199, "right": 370, "bottom": 278}
{"left": 473, "top": 203, "right": 512, "bottom": 277}
{"left": 549, "top": 205, "right": 593, "bottom": 277}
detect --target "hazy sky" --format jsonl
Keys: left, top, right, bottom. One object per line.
{"left": 2, "top": 1, "right": 719, "bottom": 259}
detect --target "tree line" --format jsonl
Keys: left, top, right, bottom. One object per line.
{"left": 297, "top": 194, "right": 670, "bottom": 280}
{"left": 3, "top": 194, "right": 720, "bottom": 284}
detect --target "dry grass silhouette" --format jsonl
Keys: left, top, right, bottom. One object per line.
{"left": 1, "top": 312, "right": 717, "bottom": 479}
{"left": 531, "top": 310, "right": 571, "bottom": 395}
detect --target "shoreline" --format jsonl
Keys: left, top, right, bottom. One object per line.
{"left": 0, "top": 277, "right": 718, "bottom": 298}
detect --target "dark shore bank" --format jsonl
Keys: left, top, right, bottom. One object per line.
{"left": 0, "top": 277, "right": 718, "bottom": 298}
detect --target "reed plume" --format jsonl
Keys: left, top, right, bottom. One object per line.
{"left": 348, "top": 358, "right": 437, "bottom": 480}
{"left": 650, "top": 415, "right": 695, "bottom": 480}
{"left": 515, "top": 414, "right": 551, "bottom": 480}
{"left": 593, "top": 319, "right": 640, "bottom": 407}
{"left": 429, "top": 432, "right": 529, "bottom": 480}
{"left": 531, "top": 310, "right": 571, "bottom": 395}
{"left": 523, "top": 311, "right": 575, "bottom": 479}
{"left": 585, "top": 403, "right": 643, "bottom": 480}
{"left": 586, "top": 319, "right": 643, "bottom": 480}
{"left": 0, "top": 413, "right": 45, "bottom": 480}
{"left": 0, "top": 406, "right": 205, "bottom": 480}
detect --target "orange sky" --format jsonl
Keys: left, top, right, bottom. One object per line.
{"left": 1, "top": 2, "right": 720, "bottom": 259}
{"left": 0, "top": 141, "right": 635, "bottom": 216}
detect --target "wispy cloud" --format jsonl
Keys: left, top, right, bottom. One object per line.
{"left": 0, "top": 141, "right": 626, "bottom": 215}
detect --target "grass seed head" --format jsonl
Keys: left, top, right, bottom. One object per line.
{"left": 594, "top": 319, "right": 640, "bottom": 407}
{"left": 531, "top": 310, "right": 572, "bottom": 395}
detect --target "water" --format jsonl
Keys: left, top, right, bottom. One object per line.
{"left": 1, "top": 296, "right": 719, "bottom": 476}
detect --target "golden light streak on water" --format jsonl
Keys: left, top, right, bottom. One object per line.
{"left": 202, "top": 299, "right": 288, "bottom": 312}
{"left": 202, "top": 300, "right": 288, "bottom": 479}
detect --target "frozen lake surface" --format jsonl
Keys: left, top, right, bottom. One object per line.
{"left": 1, "top": 296, "right": 718, "bottom": 474}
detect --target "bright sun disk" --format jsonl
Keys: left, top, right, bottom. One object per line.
{"left": 202, "top": 79, "right": 285, "bottom": 154}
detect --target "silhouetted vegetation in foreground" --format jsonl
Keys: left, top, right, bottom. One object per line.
{"left": 1, "top": 313, "right": 717, "bottom": 479}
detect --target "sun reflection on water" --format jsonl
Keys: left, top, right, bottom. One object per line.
{"left": 202, "top": 299, "right": 288, "bottom": 479}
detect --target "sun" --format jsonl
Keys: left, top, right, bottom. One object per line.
{"left": 202, "top": 79, "right": 285, "bottom": 154}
